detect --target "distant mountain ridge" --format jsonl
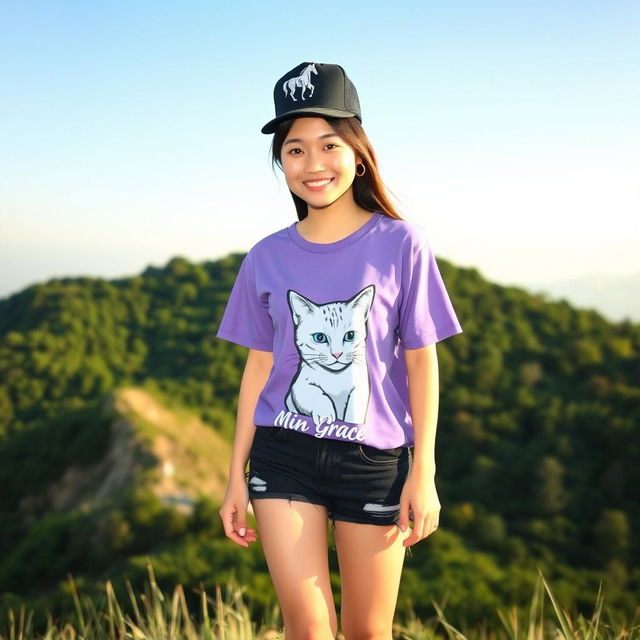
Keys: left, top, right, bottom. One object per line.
{"left": 525, "top": 271, "right": 640, "bottom": 323}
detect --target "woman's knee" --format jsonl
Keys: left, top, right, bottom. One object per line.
{"left": 340, "top": 620, "right": 393, "bottom": 640}
{"left": 282, "top": 615, "right": 337, "bottom": 640}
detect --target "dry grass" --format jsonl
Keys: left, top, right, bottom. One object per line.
{"left": 2, "top": 562, "right": 639, "bottom": 640}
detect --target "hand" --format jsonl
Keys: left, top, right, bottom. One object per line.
{"left": 219, "top": 478, "right": 259, "bottom": 547}
{"left": 397, "top": 469, "right": 441, "bottom": 547}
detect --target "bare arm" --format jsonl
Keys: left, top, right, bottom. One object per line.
{"left": 228, "top": 347, "right": 274, "bottom": 483}
{"left": 398, "top": 341, "right": 441, "bottom": 545}
{"left": 404, "top": 342, "right": 439, "bottom": 478}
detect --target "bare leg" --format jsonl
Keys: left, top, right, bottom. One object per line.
{"left": 251, "top": 498, "right": 338, "bottom": 640}
{"left": 334, "top": 521, "right": 409, "bottom": 640}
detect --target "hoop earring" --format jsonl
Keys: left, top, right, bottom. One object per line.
{"left": 355, "top": 162, "right": 366, "bottom": 177}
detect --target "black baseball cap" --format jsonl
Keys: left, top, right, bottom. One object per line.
{"left": 261, "top": 61, "right": 362, "bottom": 134}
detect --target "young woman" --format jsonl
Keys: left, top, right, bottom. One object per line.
{"left": 217, "top": 61, "right": 463, "bottom": 640}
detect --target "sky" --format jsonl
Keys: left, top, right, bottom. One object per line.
{"left": 1, "top": 1, "right": 638, "bottom": 321}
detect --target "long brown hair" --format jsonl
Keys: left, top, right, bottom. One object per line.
{"left": 268, "top": 116, "right": 405, "bottom": 222}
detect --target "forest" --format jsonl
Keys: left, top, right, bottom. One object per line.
{"left": 0, "top": 253, "right": 638, "bottom": 629}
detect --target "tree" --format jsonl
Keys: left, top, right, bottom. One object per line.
{"left": 533, "top": 455, "right": 568, "bottom": 515}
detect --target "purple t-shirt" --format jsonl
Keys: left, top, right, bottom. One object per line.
{"left": 216, "top": 211, "right": 463, "bottom": 449}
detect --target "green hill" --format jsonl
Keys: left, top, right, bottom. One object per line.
{"left": 0, "top": 253, "right": 638, "bottom": 628}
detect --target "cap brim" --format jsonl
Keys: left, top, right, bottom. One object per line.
{"left": 261, "top": 107, "right": 359, "bottom": 134}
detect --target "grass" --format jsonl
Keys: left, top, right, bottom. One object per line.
{"left": 1, "top": 562, "right": 639, "bottom": 640}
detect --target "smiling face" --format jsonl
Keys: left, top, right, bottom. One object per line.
{"left": 280, "top": 116, "right": 362, "bottom": 211}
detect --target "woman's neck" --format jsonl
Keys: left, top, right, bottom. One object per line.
{"left": 296, "top": 207, "right": 374, "bottom": 243}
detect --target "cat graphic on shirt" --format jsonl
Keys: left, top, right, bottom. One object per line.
{"left": 285, "top": 285, "right": 375, "bottom": 426}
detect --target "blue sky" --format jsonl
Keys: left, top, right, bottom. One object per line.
{"left": 1, "top": 1, "right": 638, "bottom": 313}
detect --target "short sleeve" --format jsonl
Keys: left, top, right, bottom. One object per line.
{"left": 397, "top": 242, "right": 463, "bottom": 349}
{"left": 216, "top": 251, "right": 274, "bottom": 351}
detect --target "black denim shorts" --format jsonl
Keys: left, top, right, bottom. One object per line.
{"left": 247, "top": 426, "right": 412, "bottom": 526}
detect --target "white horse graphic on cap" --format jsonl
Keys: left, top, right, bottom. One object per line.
{"left": 283, "top": 63, "right": 317, "bottom": 101}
